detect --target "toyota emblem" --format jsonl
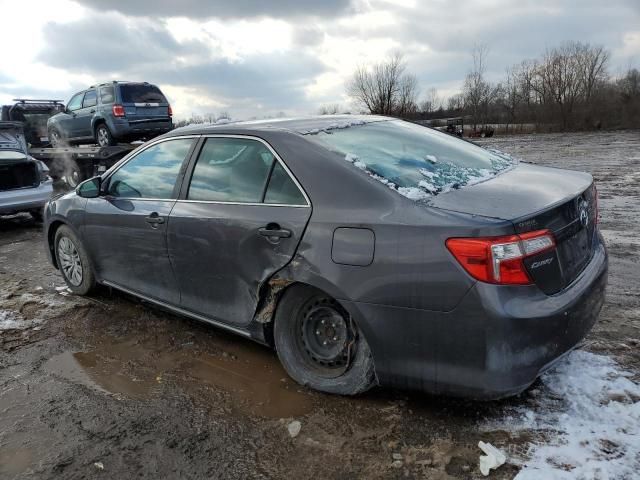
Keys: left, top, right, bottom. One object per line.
{"left": 579, "top": 201, "right": 589, "bottom": 228}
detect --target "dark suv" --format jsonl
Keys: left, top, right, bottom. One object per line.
{"left": 47, "top": 81, "right": 173, "bottom": 147}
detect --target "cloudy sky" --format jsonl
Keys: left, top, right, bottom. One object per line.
{"left": 1, "top": 0, "right": 638, "bottom": 120}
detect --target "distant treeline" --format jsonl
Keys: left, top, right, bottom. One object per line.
{"left": 338, "top": 42, "right": 640, "bottom": 132}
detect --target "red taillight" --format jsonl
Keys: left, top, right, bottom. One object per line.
{"left": 112, "top": 104, "right": 125, "bottom": 117}
{"left": 168, "top": 105, "right": 173, "bottom": 117}
{"left": 446, "top": 229, "right": 556, "bottom": 285}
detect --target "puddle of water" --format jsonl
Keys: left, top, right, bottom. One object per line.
{"left": 44, "top": 336, "right": 313, "bottom": 418}
{"left": 0, "top": 447, "right": 33, "bottom": 476}
{"left": 186, "top": 342, "right": 313, "bottom": 418}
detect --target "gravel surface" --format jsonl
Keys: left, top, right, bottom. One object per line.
{"left": 1, "top": 130, "right": 638, "bottom": 479}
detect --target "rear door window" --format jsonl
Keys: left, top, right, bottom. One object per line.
{"left": 107, "top": 138, "right": 194, "bottom": 199}
{"left": 264, "top": 162, "right": 306, "bottom": 205}
{"left": 119, "top": 84, "right": 167, "bottom": 104}
{"left": 99, "top": 86, "right": 115, "bottom": 104}
{"left": 187, "top": 138, "right": 275, "bottom": 203}
{"left": 82, "top": 90, "right": 97, "bottom": 108}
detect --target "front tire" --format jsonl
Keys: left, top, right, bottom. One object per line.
{"left": 95, "top": 123, "right": 116, "bottom": 147}
{"left": 49, "top": 128, "right": 64, "bottom": 147}
{"left": 63, "top": 159, "right": 83, "bottom": 188}
{"left": 54, "top": 225, "right": 96, "bottom": 295}
{"left": 274, "top": 285, "right": 376, "bottom": 395}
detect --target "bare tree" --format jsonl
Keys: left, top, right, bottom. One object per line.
{"left": 318, "top": 103, "right": 342, "bottom": 115}
{"left": 463, "top": 44, "right": 496, "bottom": 129}
{"left": 577, "top": 44, "right": 609, "bottom": 102}
{"left": 420, "top": 87, "right": 441, "bottom": 113}
{"left": 396, "top": 74, "right": 419, "bottom": 116}
{"left": 537, "top": 42, "right": 587, "bottom": 128}
{"left": 447, "top": 93, "right": 465, "bottom": 111}
{"left": 347, "top": 53, "right": 418, "bottom": 116}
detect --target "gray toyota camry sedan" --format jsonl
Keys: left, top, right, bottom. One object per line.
{"left": 43, "top": 115, "right": 607, "bottom": 399}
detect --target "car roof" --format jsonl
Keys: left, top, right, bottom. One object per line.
{"left": 169, "top": 114, "right": 392, "bottom": 136}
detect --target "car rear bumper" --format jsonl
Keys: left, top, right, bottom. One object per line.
{"left": 109, "top": 118, "right": 172, "bottom": 138}
{"left": 342, "top": 233, "right": 608, "bottom": 399}
{"left": 0, "top": 180, "right": 53, "bottom": 215}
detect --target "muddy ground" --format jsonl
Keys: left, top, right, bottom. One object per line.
{"left": 1, "top": 130, "right": 638, "bottom": 479}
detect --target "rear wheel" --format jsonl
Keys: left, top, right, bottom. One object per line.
{"left": 54, "top": 225, "right": 95, "bottom": 295}
{"left": 95, "top": 123, "right": 116, "bottom": 147}
{"left": 274, "top": 285, "right": 376, "bottom": 395}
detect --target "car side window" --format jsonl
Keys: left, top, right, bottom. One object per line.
{"left": 83, "top": 90, "right": 97, "bottom": 108}
{"left": 264, "top": 162, "right": 306, "bottom": 205}
{"left": 107, "top": 138, "right": 194, "bottom": 199}
{"left": 187, "top": 138, "right": 275, "bottom": 203}
{"left": 66, "top": 93, "right": 83, "bottom": 112}
{"left": 99, "top": 86, "right": 114, "bottom": 104}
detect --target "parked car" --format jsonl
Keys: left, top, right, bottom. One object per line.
{"left": 43, "top": 115, "right": 607, "bottom": 399}
{"left": 0, "top": 122, "right": 53, "bottom": 220}
{"left": 1, "top": 99, "right": 65, "bottom": 147}
{"left": 47, "top": 81, "right": 173, "bottom": 148}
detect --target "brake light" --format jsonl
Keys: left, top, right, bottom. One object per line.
{"left": 112, "top": 104, "right": 125, "bottom": 117}
{"left": 168, "top": 105, "right": 173, "bottom": 117}
{"left": 446, "top": 230, "right": 555, "bottom": 285}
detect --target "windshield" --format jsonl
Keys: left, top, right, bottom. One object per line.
{"left": 120, "top": 84, "right": 167, "bottom": 104}
{"left": 306, "top": 120, "right": 514, "bottom": 200}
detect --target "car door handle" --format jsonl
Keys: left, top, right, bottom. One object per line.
{"left": 90, "top": 109, "right": 96, "bottom": 113}
{"left": 145, "top": 213, "right": 165, "bottom": 227}
{"left": 258, "top": 224, "right": 291, "bottom": 238}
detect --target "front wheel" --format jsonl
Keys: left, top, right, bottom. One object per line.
{"left": 274, "top": 285, "right": 376, "bottom": 395}
{"left": 54, "top": 225, "right": 96, "bottom": 295}
{"left": 63, "top": 159, "right": 83, "bottom": 188}
{"left": 49, "top": 128, "right": 64, "bottom": 147}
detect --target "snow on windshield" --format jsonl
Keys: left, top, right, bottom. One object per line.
{"left": 307, "top": 120, "right": 516, "bottom": 201}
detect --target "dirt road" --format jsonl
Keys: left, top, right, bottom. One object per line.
{"left": 1, "top": 131, "right": 638, "bottom": 479}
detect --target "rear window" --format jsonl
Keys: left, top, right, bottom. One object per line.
{"left": 306, "top": 120, "right": 514, "bottom": 200}
{"left": 119, "top": 84, "right": 167, "bottom": 104}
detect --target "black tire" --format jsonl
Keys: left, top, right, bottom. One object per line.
{"left": 64, "top": 159, "right": 83, "bottom": 188}
{"left": 48, "top": 128, "right": 64, "bottom": 147}
{"left": 274, "top": 285, "right": 376, "bottom": 395}
{"left": 95, "top": 123, "right": 116, "bottom": 147}
{"left": 54, "top": 225, "right": 96, "bottom": 295}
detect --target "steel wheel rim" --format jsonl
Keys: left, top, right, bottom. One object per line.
{"left": 57, "top": 236, "right": 83, "bottom": 286}
{"left": 50, "top": 131, "right": 60, "bottom": 146}
{"left": 298, "top": 300, "right": 354, "bottom": 375}
{"left": 66, "top": 171, "right": 80, "bottom": 188}
{"left": 97, "top": 127, "right": 108, "bottom": 146}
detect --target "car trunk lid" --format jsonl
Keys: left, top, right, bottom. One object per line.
{"left": 430, "top": 163, "right": 597, "bottom": 294}
{"left": 0, "top": 122, "right": 40, "bottom": 191}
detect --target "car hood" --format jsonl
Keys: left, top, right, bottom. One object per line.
{"left": 0, "top": 122, "right": 28, "bottom": 154}
{"left": 428, "top": 163, "right": 593, "bottom": 221}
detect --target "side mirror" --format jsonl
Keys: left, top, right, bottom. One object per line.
{"left": 76, "top": 176, "right": 102, "bottom": 198}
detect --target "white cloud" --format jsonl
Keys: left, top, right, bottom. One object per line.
{"left": 0, "top": 0, "right": 638, "bottom": 118}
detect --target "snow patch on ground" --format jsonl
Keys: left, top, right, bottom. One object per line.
{"left": 491, "top": 350, "right": 640, "bottom": 479}
{"left": 0, "top": 309, "right": 42, "bottom": 330}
